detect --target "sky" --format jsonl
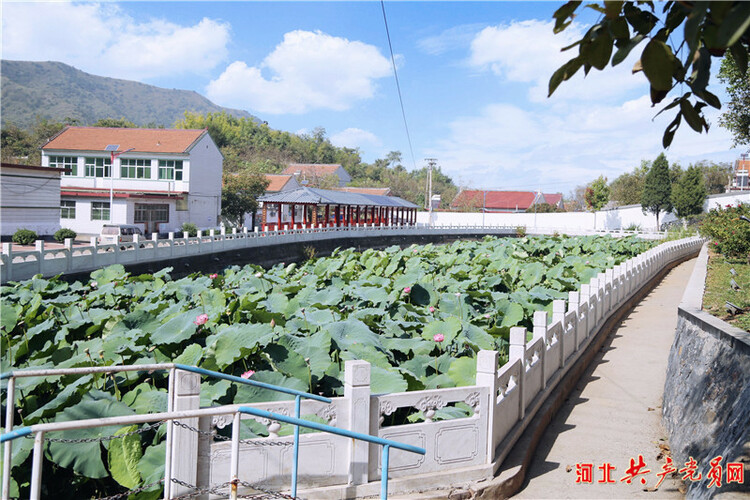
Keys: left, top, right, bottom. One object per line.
{"left": 1, "top": 0, "right": 742, "bottom": 195}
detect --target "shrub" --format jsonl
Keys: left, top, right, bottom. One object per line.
{"left": 12, "top": 228, "right": 38, "bottom": 245}
{"left": 54, "top": 228, "right": 77, "bottom": 242}
{"left": 699, "top": 202, "right": 750, "bottom": 260}
{"left": 625, "top": 223, "right": 642, "bottom": 232}
{"left": 515, "top": 226, "right": 527, "bottom": 237}
{"left": 180, "top": 222, "right": 198, "bottom": 237}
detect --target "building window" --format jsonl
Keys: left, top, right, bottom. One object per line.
{"left": 85, "top": 157, "right": 111, "bottom": 178}
{"left": 158, "top": 160, "right": 183, "bottom": 180}
{"left": 49, "top": 156, "right": 78, "bottom": 176}
{"left": 61, "top": 200, "right": 76, "bottom": 219}
{"left": 91, "top": 201, "right": 110, "bottom": 220}
{"left": 134, "top": 204, "right": 169, "bottom": 223}
{"left": 120, "top": 159, "right": 151, "bottom": 179}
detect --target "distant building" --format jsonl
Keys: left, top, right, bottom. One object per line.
{"left": 334, "top": 186, "right": 392, "bottom": 196}
{"left": 730, "top": 154, "right": 749, "bottom": 191}
{"left": 1, "top": 163, "right": 65, "bottom": 237}
{"left": 41, "top": 127, "right": 223, "bottom": 235}
{"left": 451, "top": 190, "right": 564, "bottom": 213}
{"left": 281, "top": 163, "right": 352, "bottom": 187}
{"left": 265, "top": 174, "right": 301, "bottom": 193}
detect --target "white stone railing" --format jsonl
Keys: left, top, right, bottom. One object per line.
{"left": 0, "top": 224, "right": 666, "bottom": 284}
{"left": 160, "top": 236, "right": 703, "bottom": 498}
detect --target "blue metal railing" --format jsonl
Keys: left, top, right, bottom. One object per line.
{"left": 238, "top": 407, "right": 426, "bottom": 499}
{"left": 1, "top": 363, "right": 332, "bottom": 500}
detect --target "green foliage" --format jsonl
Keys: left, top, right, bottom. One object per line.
{"left": 180, "top": 222, "right": 198, "bottom": 237}
{"left": 525, "top": 203, "right": 562, "bottom": 213}
{"left": 718, "top": 49, "right": 750, "bottom": 147}
{"left": 0, "top": 235, "right": 658, "bottom": 497}
{"left": 12, "top": 229, "right": 37, "bottom": 245}
{"left": 584, "top": 175, "right": 609, "bottom": 210}
{"left": 550, "top": 1, "right": 750, "bottom": 147}
{"left": 641, "top": 153, "right": 673, "bottom": 226}
{"left": 699, "top": 202, "right": 750, "bottom": 259}
{"left": 609, "top": 162, "right": 648, "bottom": 206}
{"left": 54, "top": 228, "right": 77, "bottom": 243}
{"left": 94, "top": 118, "right": 137, "bottom": 128}
{"left": 221, "top": 169, "right": 269, "bottom": 227}
{"left": 671, "top": 165, "right": 707, "bottom": 218}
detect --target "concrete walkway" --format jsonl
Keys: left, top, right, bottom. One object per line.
{"left": 512, "top": 259, "right": 697, "bottom": 499}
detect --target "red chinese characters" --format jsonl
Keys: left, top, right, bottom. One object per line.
{"left": 621, "top": 455, "right": 651, "bottom": 485}
{"left": 576, "top": 463, "right": 593, "bottom": 484}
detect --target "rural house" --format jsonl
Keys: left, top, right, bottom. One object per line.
{"left": 41, "top": 127, "right": 223, "bottom": 236}
{"left": 1, "top": 163, "right": 66, "bottom": 237}
{"left": 451, "top": 190, "right": 564, "bottom": 213}
{"left": 281, "top": 163, "right": 352, "bottom": 187}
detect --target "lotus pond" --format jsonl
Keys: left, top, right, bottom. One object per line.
{"left": 0, "top": 235, "right": 656, "bottom": 497}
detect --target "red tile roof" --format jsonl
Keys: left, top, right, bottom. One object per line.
{"left": 265, "top": 174, "right": 295, "bottom": 192}
{"left": 281, "top": 164, "right": 343, "bottom": 176}
{"left": 42, "top": 127, "right": 207, "bottom": 154}
{"left": 451, "top": 190, "right": 563, "bottom": 211}
{"left": 334, "top": 187, "right": 391, "bottom": 196}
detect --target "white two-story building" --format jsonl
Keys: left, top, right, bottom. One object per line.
{"left": 41, "top": 127, "right": 222, "bottom": 235}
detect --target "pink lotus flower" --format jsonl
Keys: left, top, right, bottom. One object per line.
{"left": 209, "top": 273, "right": 218, "bottom": 279}
{"left": 241, "top": 370, "right": 255, "bottom": 379}
{"left": 455, "top": 292, "right": 461, "bottom": 297}
{"left": 194, "top": 313, "right": 209, "bottom": 326}
{"left": 270, "top": 318, "right": 276, "bottom": 327}
{"left": 433, "top": 333, "right": 445, "bottom": 342}
{"left": 429, "top": 306, "right": 435, "bottom": 313}
{"left": 403, "top": 287, "right": 412, "bottom": 294}
{"left": 255, "top": 272, "right": 262, "bottom": 278}
{"left": 484, "top": 313, "right": 491, "bottom": 319}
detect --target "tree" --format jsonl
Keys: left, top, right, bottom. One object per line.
{"left": 584, "top": 175, "right": 610, "bottom": 210}
{"left": 671, "top": 165, "right": 707, "bottom": 219}
{"left": 221, "top": 169, "right": 269, "bottom": 227}
{"left": 718, "top": 50, "right": 750, "bottom": 146}
{"left": 641, "top": 153, "right": 673, "bottom": 227}
{"left": 609, "top": 161, "right": 649, "bottom": 206}
{"left": 550, "top": 2, "right": 750, "bottom": 147}
{"left": 696, "top": 160, "right": 733, "bottom": 194}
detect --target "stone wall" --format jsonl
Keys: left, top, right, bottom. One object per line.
{"left": 663, "top": 244, "right": 750, "bottom": 498}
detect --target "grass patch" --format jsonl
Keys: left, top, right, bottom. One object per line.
{"left": 703, "top": 248, "right": 750, "bottom": 332}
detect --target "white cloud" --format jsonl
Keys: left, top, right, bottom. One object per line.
{"left": 206, "top": 30, "right": 392, "bottom": 114}
{"left": 1, "top": 2, "right": 230, "bottom": 81}
{"left": 330, "top": 128, "right": 382, "bottom": 150}
{"left": 468, "top": 20, "right": 645, "bottom": 103}
{"left": 428, "top": 96, "right": 735, "bottom": 193}
{"left": 417, "top": 24, "right": 486, "bottom": 55}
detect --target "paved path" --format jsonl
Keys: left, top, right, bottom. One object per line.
{"left": 512, "top": 259, "right": 697, "bottom": 499}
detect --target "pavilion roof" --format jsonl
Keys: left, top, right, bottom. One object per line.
{"left": 258, "top": 187, "right": 417, "bottom": 208}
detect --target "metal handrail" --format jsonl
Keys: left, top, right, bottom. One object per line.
{"left": 1, "top": 363, "right": 331, "bottom": 500}
{"left": 238, "top": 407, "right": 426, "bottom": 499}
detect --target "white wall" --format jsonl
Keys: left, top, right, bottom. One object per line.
{"left": 704, "top": 191, "right": 750, "bottom": 210}
{"left": 186, "top": 134, "right": 223, "bottom": 229}
{"left": 1, "top": 166, "right": 62, "bottom": 236}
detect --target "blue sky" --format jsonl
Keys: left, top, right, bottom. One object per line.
{"left": 2, "top": 1, "right": 740, "bottom": 195}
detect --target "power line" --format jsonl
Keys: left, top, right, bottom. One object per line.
{"left": 380, "top": 0, "right": 417, "bottom": 171}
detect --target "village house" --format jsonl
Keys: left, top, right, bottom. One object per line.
{"left": 281, "top": 163, "right": 352, "bottom": 187}
{"left": 41, "top": 127, "right": 222, "bottom": 236}
{"left": 451, "top": 190, "right": 564, "bottom": 213}
{"left": 730, "top": 154, "right": 749, "bottom": 191}
{"left": 0, "top": 163, "right": 66, "bottom": 237}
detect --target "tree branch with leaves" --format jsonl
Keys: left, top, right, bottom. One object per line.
{"left": 550, "top": 1, "right": 750, "bottom": 147}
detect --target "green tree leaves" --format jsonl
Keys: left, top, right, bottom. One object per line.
{"left": 641, "top": 153, "right": 673, "bottom": 227}
{"left": 549, "top": 1, "right": 750, "bottom": 147}
{"left": 672, "top": 165, "right": 707, "bottom": 218}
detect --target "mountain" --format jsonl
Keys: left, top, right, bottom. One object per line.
{"left": 1, "top": 60, "right": 256, "bottom": 129}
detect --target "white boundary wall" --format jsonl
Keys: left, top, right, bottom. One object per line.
{"left": 160, "top": 236, "right": 703, "bottom": 498}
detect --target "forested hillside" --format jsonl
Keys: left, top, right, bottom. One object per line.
{"left": 1, "top": 60, "right": 254, "bottom": 129}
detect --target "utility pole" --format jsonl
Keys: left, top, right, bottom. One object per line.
{"left": 425, "top": 158, "right": 437, "bottom": 212}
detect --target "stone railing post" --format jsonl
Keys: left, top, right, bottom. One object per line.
{"left": 132, "top": 233, "right": 140, "bottom": 260}
{"left": 533, "top": 311, "right": 547, "bottom": 389}
{"left": 476, "top": 350, "right": 499, "bottom": 461}
{"left": 552, "top": 300, "right": 566, "bottom": 366}
{"left": 170, "top": 370, "right": 200, "bottom": 497}
{"left": 345, "top": 360, "right": 370, "bottom": 485}
{"left": 90, "top": 236, "right": 99, "bottom": 269}
{"left": 35, "top": 240, "right": 45, "bottom": 277}
{"left": 580, "top": 284, "right": 591, "bottom": 337}
{"left": 509, "top": 327, "right": 526, "bottom": 419}
{"left": 64, "top": 238, "right": 74, "bottom": 273}
{"left": 2, "top": 243, "right": 13, "bottom": 282}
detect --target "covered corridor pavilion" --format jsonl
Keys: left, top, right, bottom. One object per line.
{"left": 258, "top": 187, "right": 419, "bottom": 230}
